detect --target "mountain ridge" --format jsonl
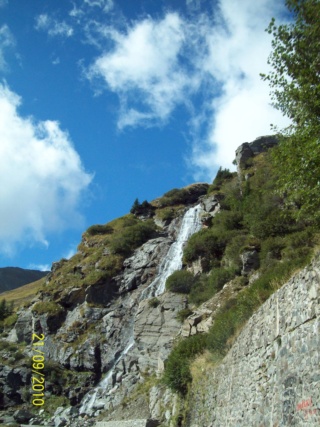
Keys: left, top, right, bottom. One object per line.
{"left": 0, "top": 267, "right": 48, "bottom": 294}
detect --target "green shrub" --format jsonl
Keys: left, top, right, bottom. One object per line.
{"left": 32, "top": 301, "right": 63, "bottom": 315}
{"left": 162, "top": 334, "right": 207, "bottom": 395}
{"left": 3, "top": 313, "right": 18, "bottom": 328}
{"left": 156, "top": 207, "right": 179, "bottom": 222}
{"left": 189, "top": 267, "right": 237, "bottom": 305}
{"left": 166, "top": 270, "right": 195, "bottom": 294}
{"left": 148, "top": 297, "right": 161, "bottom": 308}
{"left": 212, "top": 210, "right": 244, "bottom": 231}
{"left": 207, "top": 256, "right": 311, "bottom": 356}
{"left": 223, "top": 235, "right": 249, "bottom": 271}
{"left": 0, "top": 340, "right": 18, "bottom": 352}
{"left": 177, "top": 308, "right": 193, "bottom": 322}
{"left": 208, "top": 167, "right": 235, "bottom": 192}
{"left": 109, "top": 220, "right": 157, "bottom": 257}
{"left": 183, "top": 228, "right": 234, "bottom": 267}
{"left": 86, "top": 224, "right": 113, "bottom": 236}
{"left": 0, "top": 299, "right": 14, "bottom": 321}
{"left": 157, "top": 188, "right": 190, "bottom": 207}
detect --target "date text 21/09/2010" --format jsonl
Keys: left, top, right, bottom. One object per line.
{"left": 31, "top": 333, "right": 45, "bottom": 406}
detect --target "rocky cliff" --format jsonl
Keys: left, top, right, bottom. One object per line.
{"left": 0, "top": 184, "right": 213, "bottom": 426}
{"left": 0, "top": 136, "right": 319, "bottom": 427}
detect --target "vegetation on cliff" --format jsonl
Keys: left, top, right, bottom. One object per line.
{"left": 162, "top": 0, "right": 320, "bottom": 404}
{"left": 261, "top": 0, "right": 320, "bottom": 222}
{"left": 163, "top": 149, "right": 319, "bottom": 396}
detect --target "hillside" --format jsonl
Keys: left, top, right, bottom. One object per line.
{"left": 0, "top": 137, "right": 319, "bottom": 427}
{"left": 0, "top": 267, "right": 48, "bottom": 294}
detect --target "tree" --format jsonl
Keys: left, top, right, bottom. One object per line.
{"left": 130, "top": 198, "right": 140, "bottom": 214}
{"left": 262, "top": 0, "right": 320, "bottom": 128}
{"left": 0, "top": 299, "right": 13, "bottom": 321}
{"left": 261, "top": 0, "right": 320, "bottom": 222}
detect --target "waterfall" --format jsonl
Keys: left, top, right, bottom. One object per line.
{"left": 141, "top": 204, "right": 202, "bottom": 299}
{"left": 79, "top": 204, "right": 202, "bottom": 415}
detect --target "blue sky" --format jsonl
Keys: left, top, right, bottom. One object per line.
{"left": 0, "top": 0, "right": 290, "bottom": 271}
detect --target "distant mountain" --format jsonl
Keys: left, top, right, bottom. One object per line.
{"left": 0, "top": 267, "right": 49, "bottom": 294}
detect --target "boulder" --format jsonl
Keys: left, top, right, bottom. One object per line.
{"left": 14, "top": 409, "right": 33, "bottom": 423}
{"left": 15, "top": 311, "right": 33, "bottom": 343}
{"left": 235, "top": 135, "right": 278, "bottom": 175}
{"left": 241, "top": 249, "right": 260, "bottom": 276}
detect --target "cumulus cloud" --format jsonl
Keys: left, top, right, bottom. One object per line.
{"left": 0, "top": 84, "right": 92, "bottom": 255}
{"left": 85, "top": 0, "right": 290, "bottom": 179}
{"left": 0, "top": 25, "right": 14, "bottom": 70}
{"left": 35, "top": 14, "right": 74, "bottom": 38}
{"left": 190, "top": 0, "right": 290, "bottom": 177}
{"left": 88, "top": 13, "right": 200, "bottom": 128}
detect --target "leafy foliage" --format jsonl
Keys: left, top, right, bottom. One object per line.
{"left": 262, "top": 0, "right": 320, "bottom": 127}
{"left": 109, "top": 219, "right": 157, "bottom": 256}
{"left": 189, "top": 267, "right": 238, "bottom": 305}
{"left": 157, "top": 188, "right": 190, "bottom": 207}
{"left": 148, "top": 297, "right": 161, "bottom": 308}
{"left": 165, "top": 270, "right": 196, "bottom": 294}
{"left": 261, "top": 0, "right": 320, "bottom": 222}
{"left": 183, "top": 228, "right": 233, "bottom": 267}
{"left": 162, "top": 334, "right": 207, "bottom": 395}
{"left": 130, "top": 198, "right": 154, "bottom": 216}
{"left": 86, "top": 224, "right": 113, "bottom": 236}
{"left": 0, "top": 299, "right": 14, "bottom": 321}
{"left": 208, "top": 167, "right": 235, "bottom": 192}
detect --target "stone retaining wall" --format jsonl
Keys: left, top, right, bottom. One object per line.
{"left": 187, "top": 254, "right": 320, "bottom": 426}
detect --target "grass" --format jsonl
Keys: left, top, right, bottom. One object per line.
{"left": 32, "top": 301, "right": 64, "bottom": 315}
{"left": 0, "top": 277, "right": 46, "bottom": 307}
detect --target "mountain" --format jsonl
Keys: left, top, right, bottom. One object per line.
{"left": 0, "top": 267, "right": 49, "bottom": 294}
{"left": 0, "top": 136, "right": 319, "bottom": 427}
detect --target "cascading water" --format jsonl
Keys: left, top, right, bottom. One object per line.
{"left": 141, "top": 204, "right": 202, "bottom": 299}
{"left": 79, "top": 334, "right": 135, "bottom": 414}
{"left": 79, "top": 204, "right": 202, "bottom": 415}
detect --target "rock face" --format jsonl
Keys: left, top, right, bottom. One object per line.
{"left": 187, "top": 253, "right": 320, "bottom": 427}
{"left": 0, "top": 202, "right": 204, "bottom": 425}
{"left": 235, "top": 135, "right": 278, "bottom": 176}
{"left": 240, "top": 248, "right": 260, "bottom": 275}
{"left": 134, "top": 292, "right": 186, "bottom": 371}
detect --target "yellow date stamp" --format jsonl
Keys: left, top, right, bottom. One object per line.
{"left": 31, "top": 333, "right": 45, "bottom": 406}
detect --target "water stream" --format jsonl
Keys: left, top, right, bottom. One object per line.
{"left": 142, "top": 204, "right": 202, "bottom": 298}
{"left": 79, "top": 204, "right": 202, "bottom": 414}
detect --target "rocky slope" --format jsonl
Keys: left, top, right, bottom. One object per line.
{"left": 0, "top": 136, "right": 319, "bottom": 427}
{"left": 0, "top": 184, "right": 212, "bottom": 426}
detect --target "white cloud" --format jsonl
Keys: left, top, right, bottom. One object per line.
{"left": 82, "top": 1, "right": 290, "bottom": 178}
{"left": 52, "top": 57, "right": 60, "bottom": 65}
{"left": 35, "top": 14, "right": 74, "bottom": 38}
{"left": 0, "top": 84, "right": 92, "bottom": 255}
{"left": 28, "top": 263, "right": 50, "bottom": 272}
{"left": 0, "top": 0, "right": 8, "bottom": 7}
{"left": 84, "top": 0, "right": 114, "bottom": 13}
{"left": 0, "top": 25, "right": 14, "bottom": 70}
{"left": 189, "top": 0, "right": 290, "bottom": 178}
{"left": 88, "top": 13, "right": 199, "bottom": 128}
